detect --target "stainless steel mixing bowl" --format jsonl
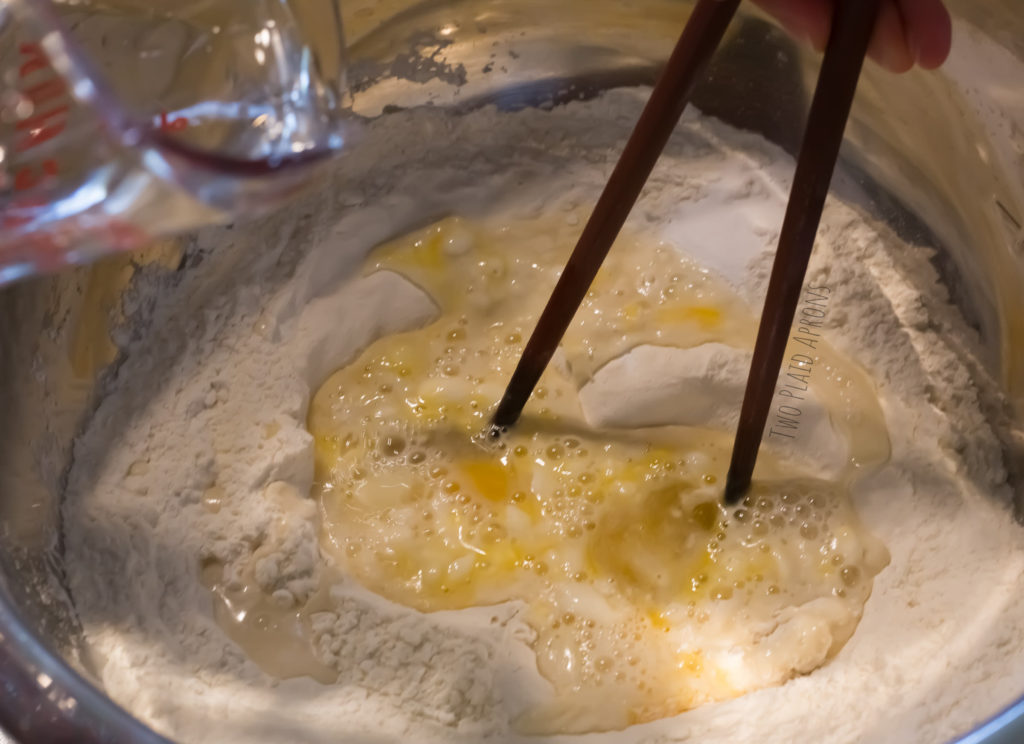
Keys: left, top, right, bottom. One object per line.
{"left": 0, "top": 1, "right": 1022, "bottom": 741}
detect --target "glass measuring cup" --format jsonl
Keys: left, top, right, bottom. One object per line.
{"left": 0, "top": 0, "right": 351, "bottom": 284}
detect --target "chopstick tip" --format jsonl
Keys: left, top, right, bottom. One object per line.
{"left": 723, "top": 470, "right": 750, "bottom": 506}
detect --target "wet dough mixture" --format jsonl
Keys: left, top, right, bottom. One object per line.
{"left": 62, "top": 91, "right": 1024, "bottom": 744}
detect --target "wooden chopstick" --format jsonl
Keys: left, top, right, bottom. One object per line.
{"left": 491, "top": 0, "right": 742, "bottom": 431}
{"left": 723, "top": 0, "right": 883, "bottom": 504}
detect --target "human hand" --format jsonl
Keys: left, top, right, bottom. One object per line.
{"left": 750, "top": 0, "right": 952, "bottom": 72}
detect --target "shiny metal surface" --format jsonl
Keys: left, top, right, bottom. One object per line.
{"left": 0, "top": 1, "right": 1022, "bottom": 741}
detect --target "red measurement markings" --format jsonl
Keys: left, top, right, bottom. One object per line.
{"left": 11, "top": 42, "right": 67, "bottom": 193}
{"left": 1, "top": 42, "right": 143, "bottom": 271}
{"left": 2, "top": 40, "right": 68, "bottom": 267}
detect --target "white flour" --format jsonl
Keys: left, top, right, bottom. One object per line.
{"left": 62, "top": 89, "right": 1024, "bottom": 744}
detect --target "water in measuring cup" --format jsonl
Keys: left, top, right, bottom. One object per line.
{"left": 0, "top": 0, "right": 349, "bottom": 283}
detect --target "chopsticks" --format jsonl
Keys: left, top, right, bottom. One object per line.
{"left": 490, "top": 0, "right": 884, "bottom": 508}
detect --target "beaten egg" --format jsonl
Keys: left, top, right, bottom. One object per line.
{"left": 302, "top": 215, "right": 890, "bottom": 732}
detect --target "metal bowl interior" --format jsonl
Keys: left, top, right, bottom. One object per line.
{"left": 0, "top": 0, "right": 1022, "bottom": 741}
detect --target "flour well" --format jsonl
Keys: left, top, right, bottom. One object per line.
{"left": 62, "top": 89, "right": 1024, "bottom": 744}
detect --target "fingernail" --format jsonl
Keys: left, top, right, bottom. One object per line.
{"left": 871, "top": 35, "right": 913, "bottom": 73}
{"left": 907, "top": 30, "right": 922, "bottom": 66}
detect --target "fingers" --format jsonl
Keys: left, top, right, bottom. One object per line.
{"left": 869, "top": 1, "right": 914, "bottom": 73}
{"left": 897, "top": 0, "right": 953, "bottom": 69}
{"left": 749, "top": 0, "right": 952, "bottom": 72}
